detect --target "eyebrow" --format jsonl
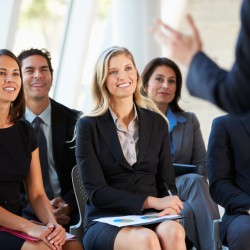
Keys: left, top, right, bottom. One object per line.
{"left": 155, "top": 74, "right": 176, "bottom": 78}
{"left": 0, "top": 68, "right": 19, "bottom": 72}
{"left": 109, "top": 63, "right": 133, "bottom": 70}
{"left": 41, "top": 66, "right": 49, "bottom": 69}
{"left": 24, "top": 65, "right": 49, "bottom": 70}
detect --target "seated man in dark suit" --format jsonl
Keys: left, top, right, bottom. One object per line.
{"left": 17, "top": 48, "right": 81, "bottom": 231}
{"left": 207, "top": 111, "right": 250, "bottom": 249}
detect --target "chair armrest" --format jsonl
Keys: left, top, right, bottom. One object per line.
{"left": 213, "top": 219, "right": 222, "bottom": 250}
{"left": 69, "top": 222, "right": 83, "bottom": 243}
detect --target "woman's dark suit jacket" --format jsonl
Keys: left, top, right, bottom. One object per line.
{"left": 207, "top": 111, "right": 250, "bottom": 243}
{"left": 76, "top": 107, "right": 177, "bottom": 226}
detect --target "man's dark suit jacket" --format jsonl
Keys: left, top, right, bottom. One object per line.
{"left": 22, "top": 98, "right": 81, "bottom": 226}
{"left": 75, "top": 107, "right": 177, "bottom": 227}
{"left": 187, "top": 0, "right": 250, "bottom": 114}
{"left": 207, "top": 111, "right": 250, "bottom": 243}
{"left": 49, "top": 99, "right": 81, "bottom": 207}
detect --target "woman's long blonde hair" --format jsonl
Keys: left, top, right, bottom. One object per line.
{"left": 85, "top": 46, "right": 166, "bottom": 121}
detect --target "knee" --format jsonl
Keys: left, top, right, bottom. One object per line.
{"left": 227, "top": 224, "right": 250, "bottom": 248}
{"left": 63, "top": 240, "right": 83, "bottom": 250}
{"left": 23, "top": 241, "right": 52, "bottom": 250}
{"left": 135, "top": 228, "right": 160, "bottom": 249}
{"left": 157, "top": 221, "right": 185, "bottom": 245}
{"left": 176, "top": 174, "right": 208, "bottom": 196}
{"left": 188, "top": 174, "right": 207, "bottom": 186}
{"left": 167, "top": 222, "right": 185, "bottom": 243}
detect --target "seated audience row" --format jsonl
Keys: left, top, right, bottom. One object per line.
{"left": 5, "top": 45, "right": 245, "bottom": 250}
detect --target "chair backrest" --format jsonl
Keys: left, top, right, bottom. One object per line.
{"left": 69, "top": 165, "right": 88, "bottom": 242}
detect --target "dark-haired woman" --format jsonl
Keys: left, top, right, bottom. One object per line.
{"left": 142, "top": 57, "right": 220, "bottom": 250}
{"left": 0, "top": 49, "right": 82, "bottom": 250}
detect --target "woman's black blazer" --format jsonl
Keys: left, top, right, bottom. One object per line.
{"left": 76, "top": 106, "right": 176, "bottom": 226}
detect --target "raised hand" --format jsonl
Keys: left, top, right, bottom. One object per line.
{"left": 151, "top": 15, "right": 203, "bottom": 65}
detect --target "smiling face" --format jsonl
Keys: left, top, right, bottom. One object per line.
{"left": 21, "top": 55, "right": 52, "bottom": 101}
{"left": 145, "top": 65, "right": 177, "bottom": 113}
{"left": 105, "top": 53, "right": 137, "bottom": 103}
{"left": 0, "top": 55, "right": 21, "bottom": 104}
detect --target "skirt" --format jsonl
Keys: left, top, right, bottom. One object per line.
{"left": 83, "top": 222, "right": 122, "bottom": 250}
{"left": 0, "top": 231, "right": 25, "bottom": 250}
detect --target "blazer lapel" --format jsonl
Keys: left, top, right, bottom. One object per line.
{"left": 137, "top": 107, "right": 152, "bottom": 163}
{"left": 97, "top": 110, "right": 131, "bottom": 169}
{"left": 239, "top": 111, "right": 250, "bottom": 137}
{"left": 51, "top": 101, "right": 66, "bottom": 171}
{"left": 171, "top": 124, "right": 184, "bottom": 161}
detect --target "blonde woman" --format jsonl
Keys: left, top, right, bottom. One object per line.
{"left": 76, "top": 46, "right": 186, "bottom": 250}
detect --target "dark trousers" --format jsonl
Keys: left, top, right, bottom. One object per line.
{"left": 226, "top": 214, "right": 250, "bottom": 250}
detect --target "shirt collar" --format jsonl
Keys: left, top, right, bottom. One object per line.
{"left": 166, "top": 107, "right": 187, "bottom": 133}
{"left": 109, "top": 104, "right": 138, "bottom": 124}
{"left": 25, "top": 101, "right": 51, "bottom": 127}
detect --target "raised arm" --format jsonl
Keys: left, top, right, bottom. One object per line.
{"left": 151, "top": 0, "right": 250, "bottom": 114}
